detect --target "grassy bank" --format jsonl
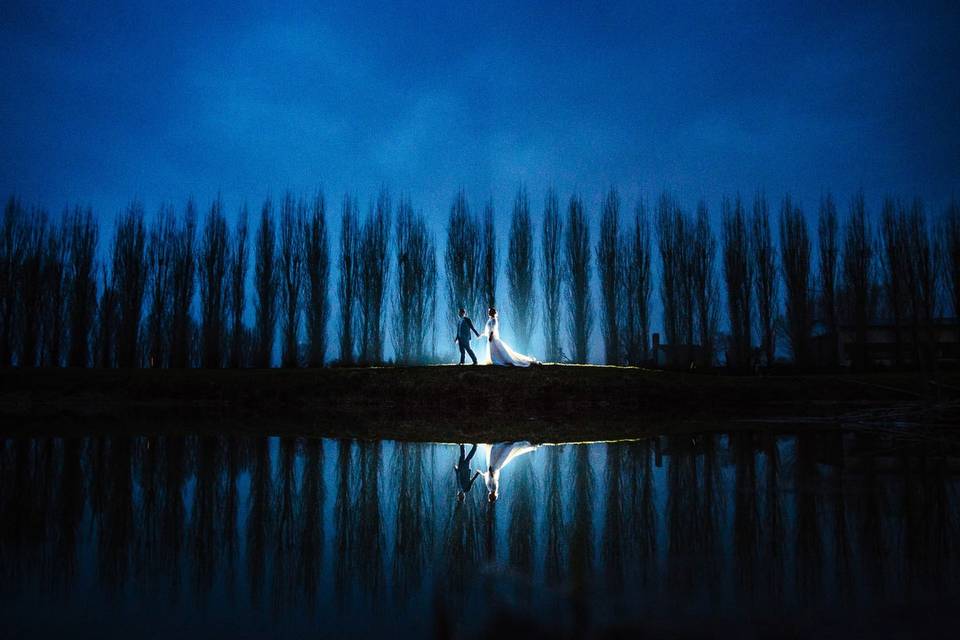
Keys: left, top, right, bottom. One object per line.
{"left": 2, "top": 365, "right": 957, "bottom": 442}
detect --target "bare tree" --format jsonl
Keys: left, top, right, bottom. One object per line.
{"left": 841, "top": 192, "right": 874, "bottom": 371}
{"left": 480, "top": 198, "right": 498, "bottom": 310}
{"left": 199, "top": 197, "right": 229, "bottom": 368}
{"left": 722, "top": 195, "right": 752, "bottom": 369}
{"left": 169, "top": 200, "right": 197, "bottom": 369}
{"left": 338, "top": 194, "right": 360, "bottom": 365}
{"left": 691, "top": 201, "right": 719, "bottom": 365}
{"left": 657, "top": 193, "right": 698, "bottom": 365}
{"left": 146, "top": 205, "right": 176, "bottom": 367}
{"left": 945, "top": 199, "right": 960, "bottom": 320}
{"left": 902, "top": 199, "right": 939, "bottom": 371}
{"left": 279, "top": 193, "right": 305, "bottom": 368}
{"left": 444, "top": 189, "right": 482, "bottom": 328}
{"left": 358, "top": 189, "right": 390, "bottom": 365}
{"left": 656, "top": 193, "right": 682, "bottom": 348}
{"left": 817, "top": 193, "right": 840, "bottom": 367}
{"left": 112, "top": 201, "right": 148, "bottom": 368}
{"left": 18, "top": 209, "right": 47, "bottom": 367}
{"left": 779, "top": 195, "right": 812, "bottom": 367}
{"left": 507, "top": 186, "right": 536, "bottom": 353}
{"left": 751, "top": 191, "right": 777, "bottom": 367}
{"left": 394, "top": 197, "right": 436, "bottom": 364}
{"left": 67, "top": 205, "right": 99, "bottom": 368}
{"left": 540, "top": 188, "right": 563, "bottom": 362}
{"left": 96, "top": 265, "right": 117, "bottom": 368}
{"left": 253, "top": 198, "right": 277, "bottom": 368}
{"left": 0, "top": 197, "right": 26, "bottom": 366}
{"left": 228, "top": 205, "right": 249, "bottom": 368}
{"left": 304, "top": 191, "right": 330, "bottom": 367}
{"left": 565, "top": 194, "right": 592, "bottom": 363}
{"left": 41, "top": 211, "right": 69, "bottom": 366}
{"left": 597, "top": 188, "right": 621, "bottom": 364}
{"left": 623, "top": 200, "right": 652, "bottom": 365}
{"left": 879, "top": 198, "right": 908, "bottom": 366}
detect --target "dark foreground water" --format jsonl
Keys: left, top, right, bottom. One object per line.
{"left": 1, "top": 430, "right": 958, "bottom": 639}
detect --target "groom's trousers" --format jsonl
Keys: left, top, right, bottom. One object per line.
{"left": 458, "top": 341, "right": 478, "bottom": 365}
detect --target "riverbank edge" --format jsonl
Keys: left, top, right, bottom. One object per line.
{"left": 2, "top": 365, "right": 956, "bottom": 442}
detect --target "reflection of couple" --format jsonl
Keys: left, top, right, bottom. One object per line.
{"left": 455, "top": 442, "right": 538, "bottom": 502}
{"left": 454, "top": 307, "right": 539, "bottom": 367}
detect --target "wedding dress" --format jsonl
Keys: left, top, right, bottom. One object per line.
{"left": 480, "top": 442, "right": 538, "bottom": 500}
{"left": 481, "top": 317, "right": 538, "bottom": 367}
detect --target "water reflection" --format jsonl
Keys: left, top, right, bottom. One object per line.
{"left": 480, "top": 441, "right": 538, "bottom": 501}
{"left": 1, "top": 430, "right": 958, "bottom": 637}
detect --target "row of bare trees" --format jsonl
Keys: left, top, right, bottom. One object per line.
{"left": 719, "top": 190, "right": 955, "bottom": 371}
{"left": 1, "top": 190, "right": 958, "bottom": 369}
{"left": 0, "top": 194, "right": 332, "bottom": 368}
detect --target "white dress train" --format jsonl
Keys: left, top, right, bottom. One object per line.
{"left": 481, "top": 317, "right": 538, "bottom": 367}
{"left": 480, "top": 442, "right": 538, "bottom": 499}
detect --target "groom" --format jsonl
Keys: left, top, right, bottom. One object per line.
{"left": 454, "top": 307, "right": 481, "bottom": 365}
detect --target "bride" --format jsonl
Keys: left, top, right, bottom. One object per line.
{"left": 481, "top": 308, "right": 539, "bottom": 366}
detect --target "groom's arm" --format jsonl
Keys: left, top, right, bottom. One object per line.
{"left": 468, "top": 319, "right": 480, "bottom": 337}
{"left": 466, "top": 470, "right": 481, "bottom": 490}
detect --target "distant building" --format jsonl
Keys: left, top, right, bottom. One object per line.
{"left": 651, "top": 333, "right": 708, "bottom": 369}
{"left": 811, "top": 317, "right": 960, "bottom": 368}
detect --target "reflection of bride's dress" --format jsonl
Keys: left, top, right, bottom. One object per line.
{"left": 480, "top": 442, "right": 538, "bottom": 499}
{"left": 481, "top": 317, "right": 538, "bottom": 367}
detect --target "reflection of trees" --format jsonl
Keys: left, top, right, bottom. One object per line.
{"left": 298, "top": 437, "right": 325, "bottom": 608}
{"left": 856, "top": 447, "right": 887, "bottom": 599}
{"left": 760, "top": 434, "right": 784, "bottom": 598}
{"left": 568, "top": 445, "right": 594, "bottom": 590}
{"left": 660, "top": 434, "right": 724, "bottom": 595}
{"left": 826, "top": 432, "right": 852, "bottom": 603}
{"left": 161, "top": 435, "right": 187, "bottom": 598}
{"left": 901, "top": 447, "right": 949, "bottom": 594}
{"left": 136, "top": 436, "right": 161, "bottom": 590}
{"left": 794, "top": 433, "right": 823, "bottom": 602}
{"left": 355, "top": 440, "right": 385, "bottom": 603}
{"left": 601, "top": 444, "right": 625, "bottom": 590}
{"left": 732, "top": 432, "right": 759, "bottom": 600}
{"left": 36, "top": 437, "right": 56, "bottom": 583}
{"left": 191, "top": 435, "right": 218, "bottom": 600}
{"left": 508, "top": 453, "right": 536, "bottom": 576}
{"left": 53, "top": 438, "right": 85, "bottom": 591}
{"left": 543, "top": 446, "right": 565, "bottom": 585}
{"left": 334, "top": 439, "right": 353, "bottom": 605}
{"left": 246, "top": 436, "right": 272, "bottom": 607}
{"left": 1, "top": 439, "right": 34, "bottom": 582}
{"left": 627, "top": 440, "right": 657, "bottom": 586}
{"left": 220, "top": 435, "right": 242, "bottom": 600}
{"left": 392, "top": 442, "right": 429, "bottom": 605}
{"left": 272, "top": 437, "right": 298, "bottom": 612}
{"left": 5, "top": 432, "right": 960, "bottom": 632}
{"left": 698, "top": 434, "right": 723, "bottom": 594}
{"left": 97, "top": 436, "right": 134, "bottom": 591}
{"left": 332, "top": 438, "right": 387, "bottom": 608}
{"left": 666, "top": 436, "right": 701, "bottom": 592}
{"left": 441, "top": 443, "right": 483, "bottom": 596}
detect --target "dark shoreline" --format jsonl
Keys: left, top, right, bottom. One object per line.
{"left": 2, "top": 365, "right": 957, "bottom": 442}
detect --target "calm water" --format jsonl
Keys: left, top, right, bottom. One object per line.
{"left": 1, "top": 430, "right": 958, "bottom": 638}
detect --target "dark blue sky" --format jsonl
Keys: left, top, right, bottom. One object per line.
{"left": 3, "top": 0, "right": 958, "bottom": 230}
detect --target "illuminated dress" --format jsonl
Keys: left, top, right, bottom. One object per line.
{"left": 481, "top": 315, "right": 538, "bottom": 367}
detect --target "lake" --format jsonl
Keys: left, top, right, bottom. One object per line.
{"left": 1, "top": 429, "right": 958, "bottom": 638}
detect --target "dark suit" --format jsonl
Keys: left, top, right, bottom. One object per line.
{"left": 455, "top": 316, "right": 480, "bottom": 364}
{"left": 456, "top": 444, "right": 479, "bottom": 493}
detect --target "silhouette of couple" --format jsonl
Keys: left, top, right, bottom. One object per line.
{"left": 454, "top": 307, "right": 539, "bottom": 366}
{"left": 455, "top": 442, "right": 538, "bottom": 502}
